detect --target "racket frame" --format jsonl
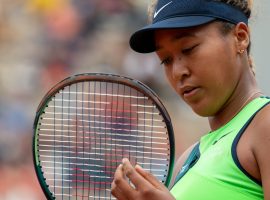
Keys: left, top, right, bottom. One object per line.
{"left": 33, "top": 73, "right": 175, "bottom": 199}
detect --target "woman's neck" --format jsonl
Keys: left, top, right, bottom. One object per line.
{"left": 208, "top": 88, "right": 262, "bottom": 131}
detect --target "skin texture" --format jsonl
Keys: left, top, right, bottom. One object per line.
{"left": 111, "top": 21, "right": 270, "bottom": 200}
{"left": 111, "top": 158, "right": 175, "bottom": 200}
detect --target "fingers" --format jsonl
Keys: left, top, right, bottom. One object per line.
{"left": 135, "top": 164, "right": 167, "bottom": 190}
{"left": 121, "top": 158, "right": 153, "bottom": 190}
{"left": 112, "top": 158, "right": 173, "bottom": 200}
{"left": 111, "top": 163, "right": 136, "bottom": 200}
{"left": 111, "top": 180, "right": 128, "bottom": 200}
{"left": 112, "top": 158, "right": 152, "bottom": 199}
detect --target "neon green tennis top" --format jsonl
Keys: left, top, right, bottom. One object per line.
{"left": 171, "top": 96, "right": 270, "bottom": 200}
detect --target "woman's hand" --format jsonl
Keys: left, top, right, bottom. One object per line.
{"left": 111, "top": 158, "right": 175, "bottom": 200}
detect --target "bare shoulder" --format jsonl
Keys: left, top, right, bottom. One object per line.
{"left": 168, "top": 142, "right": 198, "bottom": 189}
{"left": 250, "top": 103, "right": 270, "bottom": 199}
{"left": 251, "top": 102, "right": 270, "bottom": 141}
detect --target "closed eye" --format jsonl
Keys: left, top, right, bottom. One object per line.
{"left": 160, "top": 57, "right": 173, "bottom": 66}
{"left": 159, "top": 44, "right": 199, "bottom": 66}
{"left": 182, "top": 44, "right": 199, "bottom": 55}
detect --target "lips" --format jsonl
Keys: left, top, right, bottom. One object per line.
{"left": 181, "top": 85, "right": 196, "bottom": 94}
{"left": 180, "top": 85, "right": 200, "bottom": 98}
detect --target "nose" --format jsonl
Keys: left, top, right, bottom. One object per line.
{"left": 172, "top": 58, "right": 190, "bottom": 81}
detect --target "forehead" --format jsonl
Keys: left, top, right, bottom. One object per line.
{"left": 154, "top": 22, "right": 222, "bottom": 50}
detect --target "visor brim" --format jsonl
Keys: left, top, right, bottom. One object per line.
{"left": 129, "top": 16, "right": 216, "bottom": 53}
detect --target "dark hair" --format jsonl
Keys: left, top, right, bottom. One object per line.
{"left": 215, "top": 0, "right": 254, "bottom": 73}
{"left": 218, "top": 21, "right": 251, "bottom": 54}
{"left": 148, "top": 0, "right": 255, "bottom": 74}
{"left": 218, "top": 20, "right": 251, "bottom": 57}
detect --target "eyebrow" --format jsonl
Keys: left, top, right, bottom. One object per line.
{"left": 155, "top": 32, "right": 196, "bottom": 51}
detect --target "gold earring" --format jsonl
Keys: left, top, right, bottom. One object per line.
{"left": 238, "top": 49, "right": 245, "bottom": 54}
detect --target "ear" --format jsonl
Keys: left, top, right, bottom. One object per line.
{"left": 234, "top": 22, "right": 250, "bottom": 53}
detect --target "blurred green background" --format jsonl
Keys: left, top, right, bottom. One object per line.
{"left": 0, "top": 0, "right": 269, "bottom": 199}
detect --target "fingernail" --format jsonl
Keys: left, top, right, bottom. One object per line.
{"left": 122, "top": 158, "right": 129, "bottom": 163}
{"left": 135, "top": 164, "right": 143, "bottom": 170}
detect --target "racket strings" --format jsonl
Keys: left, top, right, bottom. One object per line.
{"left": 37, "top": 81, "right": 170, "bottom": 199}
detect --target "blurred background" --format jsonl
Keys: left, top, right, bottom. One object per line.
{"left": 0, "top": 0, "right": 269, "bottom": 199}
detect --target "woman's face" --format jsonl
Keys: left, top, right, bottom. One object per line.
{"left": 155, "top": 22, "right": 244, "bottom": 116}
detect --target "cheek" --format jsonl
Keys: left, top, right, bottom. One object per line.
{"left": 199, "top": 72, "right": 238, "bottom": 116}
{"left": 197, "top": 40, "right": 238, "bottom": 87}
{"left": 191, "top": 58, "right": 239, "bottom": 115}
{"left": 200, "top": 55, "right": 237, "bottom": 95}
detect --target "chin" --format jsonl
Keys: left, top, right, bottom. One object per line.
{"left": 190, "top": 102, "right": 217, "bottom": 117}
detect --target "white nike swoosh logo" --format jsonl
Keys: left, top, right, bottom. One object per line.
{"left": 154, "top": 1, "right": 173, "bottom": 19}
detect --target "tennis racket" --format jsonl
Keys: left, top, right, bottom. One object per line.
{"left": 33, "top": 73, "right": 175, "bottom": 200}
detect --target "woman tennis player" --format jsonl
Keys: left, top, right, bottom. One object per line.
{"left": 111, "top": 0, "right": 270, "bottom": 199}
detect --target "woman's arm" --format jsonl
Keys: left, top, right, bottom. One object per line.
{"left": 252, "top": 106, "right": 270, "bottom": 200}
